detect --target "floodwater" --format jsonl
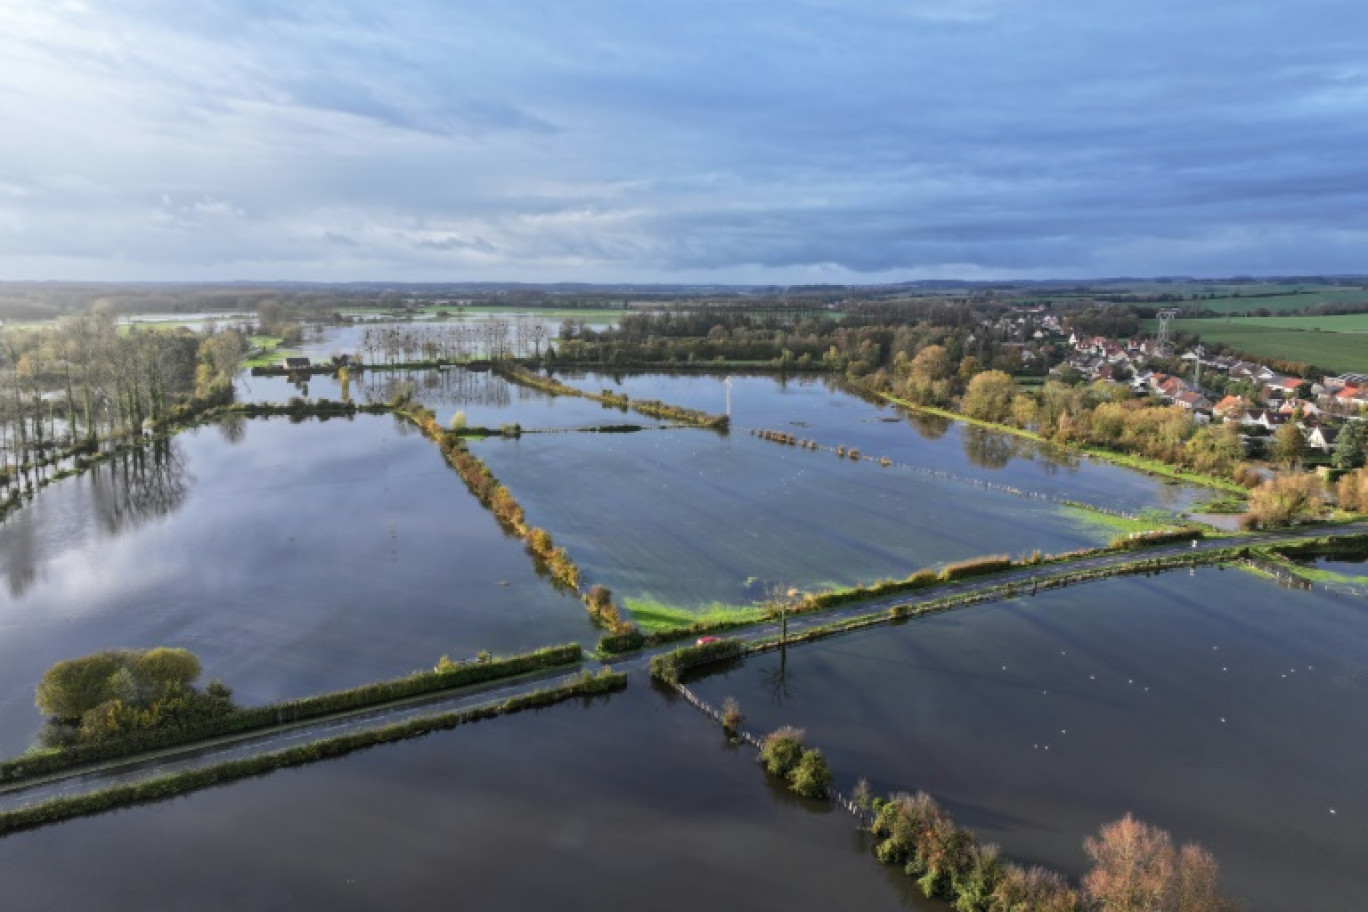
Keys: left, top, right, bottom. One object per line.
{"left": 686, "top": 568, "right": 1368, "bottom": 911}
{"left": 0, "top": 684, "right": 934, "bottom": 912}
{"left": 237, "top": 367, "right": 632, "bottom": 431}
{"left": 475, "top": 427, "right": 1119, "bottom": 611}
{"left": 558, "top": 372, "right": 1206, "bottom": 515}
{"left": 0, "top": 415, "right": 596, "bottom": 755}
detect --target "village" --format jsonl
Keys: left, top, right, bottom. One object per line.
{"left": 1039, "top": 317, "right": 1362, "bottom": 467}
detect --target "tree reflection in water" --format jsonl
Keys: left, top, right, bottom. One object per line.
{"left": 363, "top": 368, "right": 513, "bottom": 410}
{"left": 91, "top": 438, "right": 191, "bottom": 537}
{"left": 1, "top": 440, "right": 190, "bottom": 598}
{"left": 906, "top": 411, "right": 951, "bottom": 441}
{"left": 217, "top": 413, "right": 247, "bottom": 445}
{"left": 961, "top": 425, "right": 1018, "bottom": 469}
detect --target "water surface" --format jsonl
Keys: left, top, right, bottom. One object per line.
{"left": 0, "top": 684, "right": 930, "bottom": 911}
{"left": 688, "top": 568, "right": 1368, "bottom": 911}
{"left": 0, "top": 415, "right": 595, "bottom": 754}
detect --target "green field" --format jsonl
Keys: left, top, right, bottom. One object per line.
{"left": 1164, "top": 319, "right": 1368, "bottom": 373}
{"left": 1174, "top": 314, "right": 1368, "bottom": 332}
{"left": 1181, "top": 288, "right": 1368, "bottom": 316}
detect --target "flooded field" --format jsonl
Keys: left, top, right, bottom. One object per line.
{"left": 687, "top": 568, "right": 1368, "bottom": 911}
{"left": 0, "top": 684, "right": 930, "bottom": 911}
{"left": 3, "top": 343, "right": 1357, "bottom": 910}
{"left": 474, "top": 427, "right": 1117, "bottom": 612}
{"left": 0, "top": 415, "right": 595, "bottom": 754}
{"left": 558, "top": 372, "right": 1206, "bottom": 515}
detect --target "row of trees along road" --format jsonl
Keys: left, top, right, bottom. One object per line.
{"left": 0, "top": 312, "right": 244, "bottom": 487}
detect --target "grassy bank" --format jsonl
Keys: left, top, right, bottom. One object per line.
{"left": 624, "top": 598, "right": 765, "bottom": 634}
{"left": 0, "top": 669, "right": 626, "bottom": 837}
{"left": 871, "top": 389, "right": 1246, "bottom": 495}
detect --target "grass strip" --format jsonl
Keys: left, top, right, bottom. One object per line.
{"left": 0, "top": 669, "right": 626, "bottom": 837}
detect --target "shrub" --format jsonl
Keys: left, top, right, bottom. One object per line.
{"left": 1109, "top": 529, "right": 1202, "bottom": 551}
{"left": 789, "top": 748, "right": 832, "bottom": 799}
{"left": 721, "top": 697, "right": 743, "bottom": 736}
{"left": 939, "top": 555, "right": 1012, "bottom": 582}
{"left": 760, "top": 726, "right": 806, "bottom": 778}
{"left": 598, "top": 628, "right": 646, "bottom": 654}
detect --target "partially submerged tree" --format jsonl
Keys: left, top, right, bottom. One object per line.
{"left": 1082, "top": 813, "right": 1237, "bottom": 912}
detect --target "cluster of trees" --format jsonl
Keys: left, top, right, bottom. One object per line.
{"left": 759, "top": 727, "right": 833, "bottom": 800}
{"left": 550, "top": 302, "right": 1045, "bottom": 376}
{"left": 870, "top": 791, "right": 1236, "bottom": 911}
{"left": 36, "top": 648, "right": 234, "bottom": 747}
{"left": 0, "top": 312, "right": 243, "bottom": 486}
{"left": 359, "top": 318, "right": 550, "bottom": 364}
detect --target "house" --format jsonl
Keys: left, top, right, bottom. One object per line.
{"left": 283, "top": 357, "right": 311, "bottom": 371}
{"left": 1324, "top": 373, "right": 1368, "bottom": 392}
{"left": 1173, "top": 390, "right": 1213, "bottom": 412}
{"left": 1305, "top": 425, "right": 1339, "bottom": 452}
{"left": 1254, "top": 410, "right": 1289, "bottom": 431}
{"left": 1263, "top": 377, "right": 1305, "bottom": 401}
{"left": 1212, "top": 395, "right": 1248, "bottom": 419}
{"left": 1338, "top": 386, "right": 1367, "bottom": 405}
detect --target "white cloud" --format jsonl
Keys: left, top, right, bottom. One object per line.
{"left": 0, "top": 0, "right": 1364, "bottom": 281}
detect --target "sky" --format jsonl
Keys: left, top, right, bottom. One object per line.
{"left": 1, "top": 0, "right": 1366, "bottom": 284}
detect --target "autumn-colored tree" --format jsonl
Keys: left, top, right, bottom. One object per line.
{"left": 1241, "top": 472, "right": 1323, "bottom": 529}
{"left": 1336, "top": 467, "right": 1368, "bottom": 513}
{"left": 1083, "top": 814, "right": 1175, "bottom": 911}
{"left": 960, "top": 370, "right": 1017, "bottom": 424}
{"left": 990, "top": 864, "right": 1082, "bottom": 912}
{"left": 1270, "top": 422, "right": 1308, "bottom": 468}
{"left": 1082, "top": 814, "right": 1236, "bottom": 912}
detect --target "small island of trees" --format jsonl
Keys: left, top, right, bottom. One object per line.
{"left": 36, "top": 647, "right": 234, "bottom": 748}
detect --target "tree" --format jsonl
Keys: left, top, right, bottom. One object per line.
{"left": 35, "top": 647, "right": 232, "bottom": 745}
{"left": 1083, "top": 814, "right": 1236, "bottom": 912}
{"left": 1336, "top": 467, "right": 1368, "bottom": 513}
{"left": 132, "top": 647, "right": 202, "bottom": 697}
{"left": 1183, "top": 423, "right": 1243, "bottom": 476}
{"left": 1242, "top": 473, "right": 1323, "bottom": 529}
{"left": 1333, "top": 420, "right": 1368, "bottom": 470}
{"left": 1083, "top": 814, "right": 1175, "bottom": 912}
{"left": 1270, "top": 422, "right": 1308, "bottom": 468}
{"left": 960, "top": 370, "right": 1017, "bottom": 424}
{"left": 991, "top": 864, "right": 1081, "bottom": 912}
{"left": 789, "top": 748, "right": 832, "bottom": 799}
{"left": 759, "top": 726, "right": 806, "bottom": 778}
{"left": 35, "top": 650, "right": 129, "bottom": 721}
